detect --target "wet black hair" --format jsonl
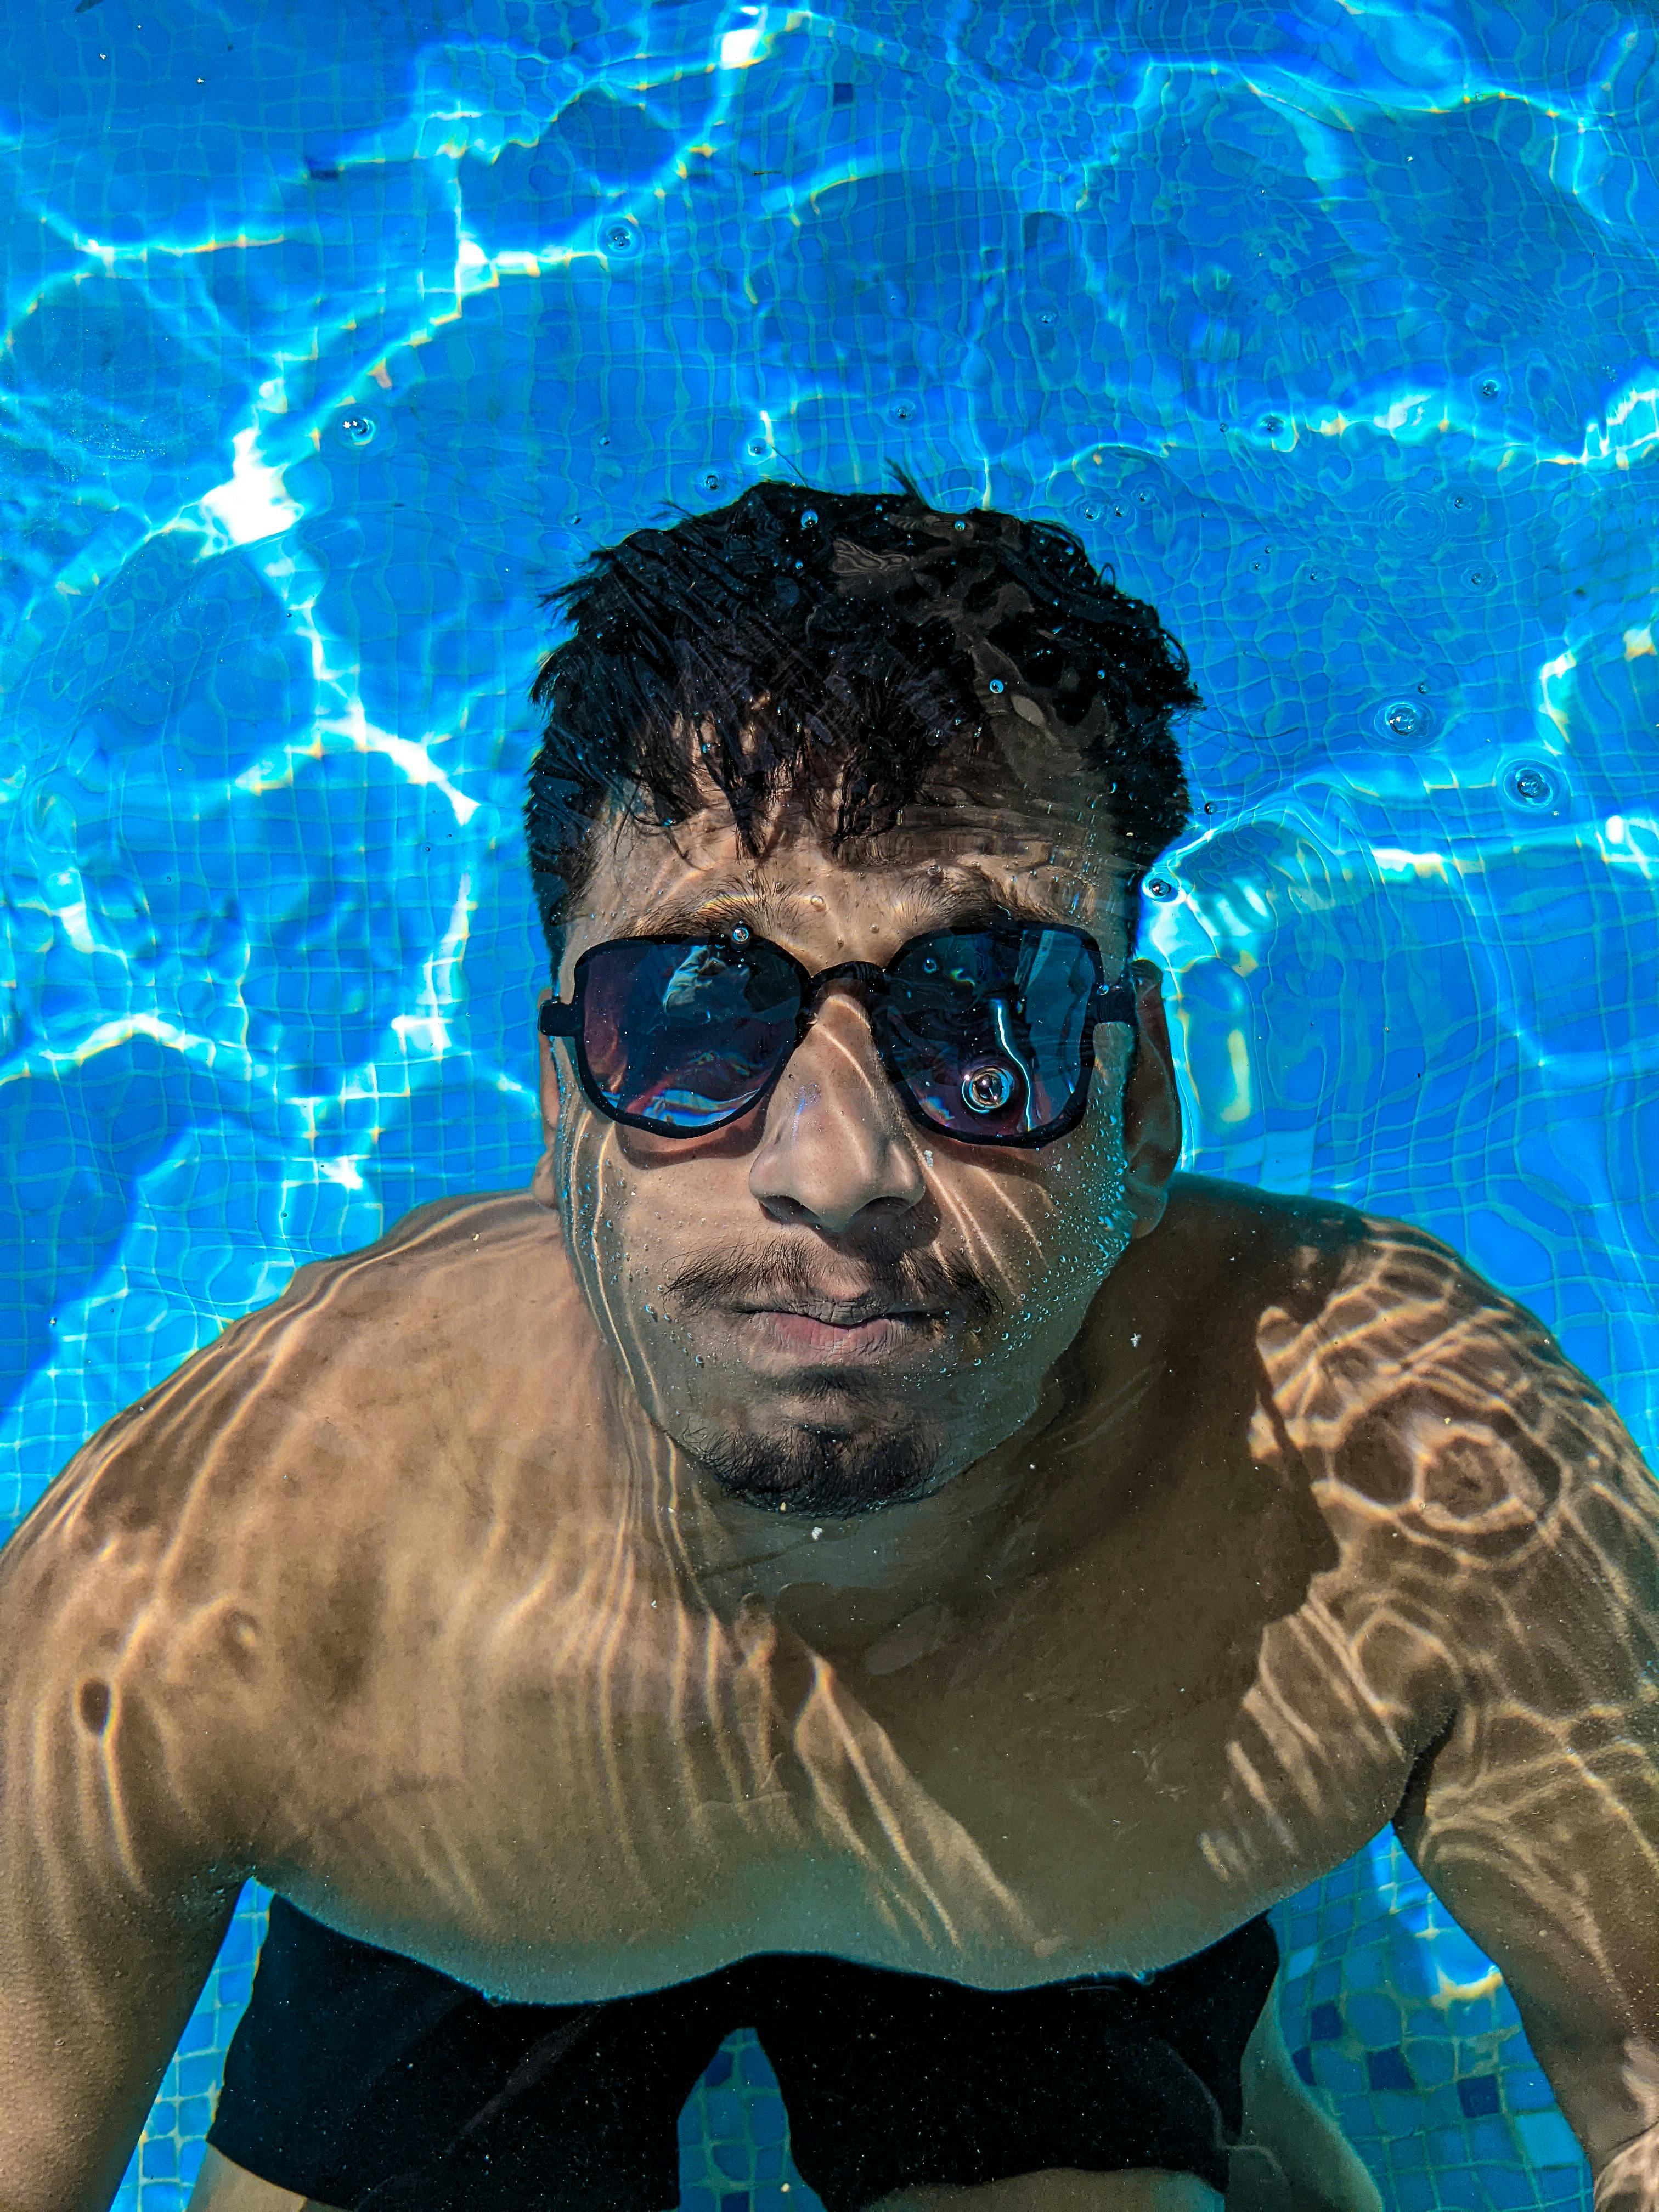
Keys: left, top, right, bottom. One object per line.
{"left": 525, "top": 475, "right": 1200, "bottom": 962}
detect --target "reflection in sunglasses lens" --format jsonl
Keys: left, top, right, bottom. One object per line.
{"left": 572, "top": 926, "right": 1102, "bottom": 1143}
{"left": 586, "top": 940, "right": 801, "bottom": 1131}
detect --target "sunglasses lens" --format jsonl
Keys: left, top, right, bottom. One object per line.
{"left": 578, "top": 940, "right": 800, "bottom": 1131}
{"left": 881, "top": 928, "right": 1099, "bottom": 1141}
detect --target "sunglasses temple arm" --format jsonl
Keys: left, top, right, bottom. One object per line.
{"left": 538, "top": 999, "right": 580, "bottom": 1039}
{"left": 1093, "top": 974, "right": 1139, "bottom": 1028}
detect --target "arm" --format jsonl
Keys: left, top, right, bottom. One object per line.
{"left": 188, "top": 2149, "right": 317, "bottom": 2211}
{"left": 1216, "top": 1216, "right": 1659, "bottom": 2204}
{"left": 0, "top": 1480, "right": 239, "bottom": 2209}
{"left": 1386, "top": 1379, "right": 1659, "bottom": 2206}
{"left": 1228, "top": 1982, "right": 1384, "bottom": 2212}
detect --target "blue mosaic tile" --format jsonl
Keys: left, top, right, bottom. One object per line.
{"left": 1392, "top": 2175, "right": 1438, "bottom": 2212}
{"left": 1470, "top": 2115, "right": 1523, "bottom": 2164}
{"left": 1367, "top": 2049, "right": 1417, "bottom": 2100}
{"left": 1459, "top": 2074, "right": 1504, "bottom": 2120}
{"left": 1516, "top": 2112, "right": 1588, "bottom": 2170}
{"left": 1489, "top": 2170, "right": 1549, "bottom": 2211}
{"left": 1310, "top": 2001, "right": 1345, "bottom": 2042}
{"left": 1506, "top": 2068, "right": 1561, "bottom": 2115}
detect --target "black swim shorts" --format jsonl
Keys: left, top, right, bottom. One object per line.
{"left": 209, "top": 1901, "right": 1278, "bottom": 2211}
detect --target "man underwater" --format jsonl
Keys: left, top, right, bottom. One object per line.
{"left": 2, "top": 482, "right": 1656, "bottom": 2212}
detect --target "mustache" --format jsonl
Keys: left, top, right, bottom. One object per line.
{"left": 662, "top": 1241, "right": 998, "bottom": 1328}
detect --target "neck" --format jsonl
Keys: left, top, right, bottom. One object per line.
{"left": 659, "top": 1369, "right": 1071, "bottom": 1658}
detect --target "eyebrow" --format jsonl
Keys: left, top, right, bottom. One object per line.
{"left": 630, "top": 867, "right": 1085, "bottom": 941}
{"left": 628, "top": 885, "right": 796, "bottom": 939}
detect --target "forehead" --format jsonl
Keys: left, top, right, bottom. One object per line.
{"left": 569, "top": 793, "right": 1126, "bottom": 957}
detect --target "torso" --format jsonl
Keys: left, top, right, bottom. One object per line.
{"left": 24, "top": 1175, "right": 1581, "bottom": 2003}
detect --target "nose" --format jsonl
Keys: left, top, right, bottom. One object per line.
{"left": 748, "top": 989, "right": 927, "bottom": 1234}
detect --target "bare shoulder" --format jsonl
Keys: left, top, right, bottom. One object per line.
{"left": 1136, "top": 1180, "right": 1658, "bottom": 1939}
{"left": 7, "top": 1189, "right": 569, "bottom": 1556}
{"left": 1165, "top": 1174, "right": 1658, "bottom": 1671}
{"left": 0, "top": 1189, "right": 578, "bottom": 1852}
{"left": 1261, "top": 1190, "right": 1650, "bottom": 1545}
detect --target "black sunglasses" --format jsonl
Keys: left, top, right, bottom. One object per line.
{"left": 538, "top": 921, "right": 1136, "bottom": 1148}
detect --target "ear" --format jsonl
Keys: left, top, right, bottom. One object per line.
{"left": 1119, "top": 958, "right": 1182, "bottom": 1239}
{"left": 535, "top": 988, "right": 562, "bottom": 1143}
{"left": 532, "top": 988, "right": 562, "bottom": 1206}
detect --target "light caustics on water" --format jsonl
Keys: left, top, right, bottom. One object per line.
{"left": 1, "top": 1, "right": 1656, "bottom": 2205}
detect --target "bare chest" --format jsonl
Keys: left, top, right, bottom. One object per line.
{"left": 254, "top": 1520, "right": 1419, "bottom": 2002}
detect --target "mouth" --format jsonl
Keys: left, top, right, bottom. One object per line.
{"left": 731, "top": 1299, "right": 950, "bottom": 1367}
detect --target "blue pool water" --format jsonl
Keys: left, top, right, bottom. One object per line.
{"left": 2, "top": 1, "right": 1656, "bottom": 2204}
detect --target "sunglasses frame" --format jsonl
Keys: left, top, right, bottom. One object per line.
{"left": 538, "top": 922, "right": 1139, "bottom": 1149}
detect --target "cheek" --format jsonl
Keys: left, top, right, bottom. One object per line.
{"left": 995, "top": 1118, "right": 1133, "bottom": 1286}
{"left": 552, "top": 1111, "right": 641, "bottom": 1286}
{"left": 556, "top": 1114, "right": 743, "bottom": 1277}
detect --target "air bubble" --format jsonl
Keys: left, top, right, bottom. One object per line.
{"left": 606, "top": 224, "right": 637, "bottom": 252}
{"left": 954, "top": 518, "right": 967, "bottom": 531}
{"left": 800, "top": 508, "right": 819, "bottom": 527}
{"left": 701, "top": 471, "right": 721, "bottom": 492}
{"left": 747, "top": 436, "right": 769, "bottom": 457}
{"left": 1261, "top": 414, "right": 1285, "bottom": 434}
{"left": 1144, "top": 877, "right": 1177, "bottom": 901}
{"left": 988, "top": 679, "right": 1005, "bottom": 694}
{"left": 960, "top": 1060, "right": 1018, "bottom": 1114}
{"left": 338, "top": 412, "right": 375, "bottom": 446}
{"left": 1374, "top": 697, "right": 1437, "bottom": 748}
{"left": 1505, "top": 761, "right": 1558, "bottom": 809}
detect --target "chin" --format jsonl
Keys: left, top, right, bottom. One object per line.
{"left": 689, "top": 1415, "right": 950, "bottom": 1519}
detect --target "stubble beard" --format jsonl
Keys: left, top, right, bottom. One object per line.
{"left": 681, "top": 1392, "right": 952, "bottom": 1519}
